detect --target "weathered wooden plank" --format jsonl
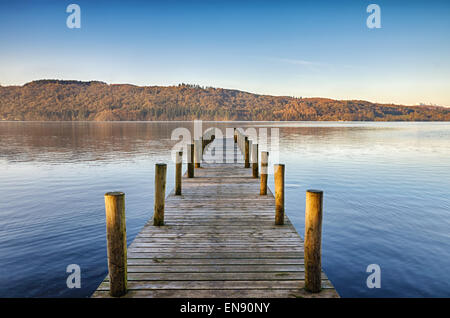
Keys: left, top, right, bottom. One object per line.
{"left": 125, "top": 265, "right": 306, "bottom": 273}
{"left": 126, "top": 252, "right": 305, "bottom": 259}
{"left": 92, "top": 288, "right": 339, "bottom": 298}
{"left": 126, "top": 258, "right": 304, "bottom": 266}
{"left": 97, "top": 280, "right": 334, "bottom": 290}
{"left": 127, "top": 247, "right": 304, "bottom": 253}
{"left": 104, "top": 271, "right": 328, "bottom": 281}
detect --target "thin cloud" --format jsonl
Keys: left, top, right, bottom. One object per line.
{"left": 273, "top": 58, "right": 323, "bottom": 66}
{"left": 265, "top": 57, "right": 355, "bottom": 71}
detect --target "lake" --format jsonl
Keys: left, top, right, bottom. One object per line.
{"left": 0, "top": 121, "right": 449, "bottom": 297}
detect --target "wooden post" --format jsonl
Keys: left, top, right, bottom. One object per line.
{"left": 234, "top": 128, "right": 237, "bottom": 143}
{"left": 244, "top": 137, "right": 250, "bottom": 168}
{"left": 153, "top": 163, "right": 167, "bottom": 226}
{"left": 104, "top": 192, "right": 127, "bottom": 297}
{"left": 260, "top": 151, "right": 268, "bottom": 195}
{"left": 252, "top": 143, "right": 258, "bottom": 178}
{"left": 187, "top": 143, "right": 194, "bottom": 178}
{"left": 194, "top": 139, "right": 202, "bottom": 168}
{"left": 175, "top": 151, "right": 182, "bottom": 195}
{"left": 274, "top": 164, "right": 285, "bottom": 225}
{"left": 304, "top": 190, "right": 323, "bottom": 293}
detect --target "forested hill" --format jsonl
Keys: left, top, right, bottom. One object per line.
{"left": 0, "top": 80, "right": 449, "bottom": 121}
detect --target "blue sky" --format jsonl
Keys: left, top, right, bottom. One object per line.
{"left": 0, "top": 0, "right": 449, "bottom": 106}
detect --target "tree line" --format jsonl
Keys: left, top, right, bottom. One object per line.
{"left": 0, "top": 80, "right": 448, "bottom": 121}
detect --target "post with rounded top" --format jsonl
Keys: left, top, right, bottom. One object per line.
{"left": 244, "top": 137, "right": 250, "bottom": 168}
{"left": 260, "top": 151, "right": 269, "bottom": 195}
{"left": 187, "top": 143, "right": 194, "bottom": 178}
{"left": 274, "top": 164, "right": 285, "bottom": 225}
{"left": 194, "top": 138, "right": 202, "bottom": 168}
{"left": 104, "top": 192, "right": 127, "bottom": 297}
{"left": 234, "top": 128, "right": 237, "bottom": 143}
{"left": 175, "top": 151, "right": 182, "bottom": 195}
{"left": 153, "top": 163, "right": 167, "bottom": 226}
{"left": 252, "top": 143, "right": 258, "bottom": 178}
{"left": 304, "top": 189, "right": 323, "bottom": 293}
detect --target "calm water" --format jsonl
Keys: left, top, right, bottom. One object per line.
{"left": 0, "top": 121, "right": 449, "bottom": 298}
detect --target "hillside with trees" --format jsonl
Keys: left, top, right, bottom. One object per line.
{"left": 0, "top": 80, "right": 449, "bottom": 121}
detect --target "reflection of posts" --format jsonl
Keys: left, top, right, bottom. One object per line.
{"left": 274, "top": 164, "right": 285, "bottom": 225}
{"left": 175, "top": 151, "right": 182, "bottom": 195}
{"left": 104, "top": 192, "right": 127, "bottom": 297}
{"left": 252, "top": 143, "right": 258, "bottom": 178}
{"left": 187, "top": 144, "right": 194, "bottom": 178}
{"left": 304, "top": 190, "right": 323, "bottom": 293}
{"left": 260, "top": 152, "right": 268, "bottom": 195}
{"left": 153, "top": 163, "right": 167, "bottom": 226}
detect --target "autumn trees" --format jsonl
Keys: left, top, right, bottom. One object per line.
{"left": 0, "top": 80, "right": 448, "bottom": 121}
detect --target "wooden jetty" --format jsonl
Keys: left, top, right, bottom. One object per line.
{"left": 93, "top": 129, "right": 338, "bottom": 298}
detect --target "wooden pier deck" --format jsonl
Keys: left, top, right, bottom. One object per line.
{"left": 92, "top": 137, "right": 338, "bottom": 298}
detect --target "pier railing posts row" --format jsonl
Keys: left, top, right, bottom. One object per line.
{"left": 103, "top": 127, "right": 324, "bottom": 296}
{"left": 104, "top": 191, "right": 127, "bottom": 297}
{"left": 238, "top": 128, "right": 325, "bottom": 292}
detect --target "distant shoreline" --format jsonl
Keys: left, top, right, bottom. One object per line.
{"left": 1, "top": 80, "right": 449, "bottom": 121}
{"left": 1, "top": 120, "right": 449, "bottom": 123}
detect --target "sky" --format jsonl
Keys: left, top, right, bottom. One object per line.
{"left": 0, "top": 0, "right": 449, "bottom": 106}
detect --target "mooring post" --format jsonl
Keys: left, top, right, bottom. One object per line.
{"left": 244, "top": 137, "right": 250, "bottom": 168}
{"left": 194, "top": 138, "right": 202, "bottom": 168}
{"left": 175, "top": 151, "right": 182, "bottom": 195}
{"left": 234, "top": 128, "right": 237, "bottom": 143}
{"left": 104, "top": 191, "right": 127, "bottom": 297}
{"left": 260, "top": 151, "right": 268, "bottom": 195}
{"left": 187, "top": 143, "right": 194, "bottom": 178}
{"left": 274, "top": 164, "right": 285, "bottom": 225}
{"left": 153, "top": 163, "right": 167, "bottom": 226}
{"left": 252, "top": 143, "right": 258, "bottom": 178}
{"left": 304, "top": 189, "right": 323, "bottom": 293}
